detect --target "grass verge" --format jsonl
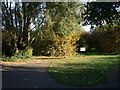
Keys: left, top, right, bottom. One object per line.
{"left": 47, "top": 55, "right": 120, "bottom": 87}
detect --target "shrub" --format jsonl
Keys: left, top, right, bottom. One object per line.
{"left": 14, "top": 47, "right": 33, "bottom": 59}
{"left": 25, "top": 47, "right": 33, "bottom": 57}
{"left": 2, "top": 56, "right": 15, "bottom": 62}
{"left": 2, "top": 47, "right": 33, "bottom": 62}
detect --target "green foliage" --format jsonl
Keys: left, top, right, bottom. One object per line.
{"left": 2, "top": 56, "right": 15, "bottom": 62}
{"left": 2, "top": 2, "right": 42, "bottom": 57}
{"left": 32, "top": 2, "right": 83, "bottom": 57}
{"left": 14, "top": 47, "right": 33, "bottom": 59}
{"left": 2, "top": 47, "right": 33, "bottom": 62}
{"left": 83, "top": 2, "right": 119, "bottom": 26}
{"left": 94, "top": 25, "right": 120, "bottom": 54}
{"left": 2, "top": 2, "right": 120, "bottom": 57}
{"left": 25, "top": 47, "right": 33, "bottom": 57}
{"left": 77, "top": 24, "right": 120, "bottom": 55}
{"left": 2, "top": 30, "right": 16, "bottom": 56}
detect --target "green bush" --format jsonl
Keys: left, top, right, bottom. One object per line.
{"left": 25, "top": 47, "right": 33, "bottom": 57}
{"left": 14, "top": 47, "right": 33, "bottom": 59}
{"left": 2, "top": 47, "right": 33, "bottom": 62}
{"left": 2, "top": 56, "right": 15, "bottom": 62}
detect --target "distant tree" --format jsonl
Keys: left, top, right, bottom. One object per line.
{"left": 77, "top": 2, "right": 120, "bottom": 54}
{"left": 93, "top": 25, "right": 120, "bottom": 54}
{"left": 77, "top": 24, "right": 120, "bottom": 54}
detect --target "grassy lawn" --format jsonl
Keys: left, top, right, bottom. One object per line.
{"left": 47, "top": 55, "right": 120, "bottom": 87}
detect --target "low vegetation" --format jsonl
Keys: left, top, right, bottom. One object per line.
{"left": 47, "top": 55, "right": 120, "bottom": 87}
{"left": 2, "top": 48, "right": 33, "bottom": 62}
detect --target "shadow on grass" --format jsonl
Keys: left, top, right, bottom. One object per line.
{"left": 34, "top": 57, "right": 63, "bottom": 60}
{"left": 47, "top": 57, "right": 120, "bottom": 87}
{"left": 77, "top": 51, "right": 120, "bottom": 56}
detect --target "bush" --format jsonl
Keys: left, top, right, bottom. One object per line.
{"left": 14, "top": 47, "right": 33, "bottom": 59}
{"left": 25, "top": 47, "right": 33, "bottom": 57}
{"left": 37, "top": 32, "right": 80, "bottom": 57}
{"left": 2, "top": 47, "right": 33, "bottom": 62}
{"left": 2, "top": 56, "right": 15, "bottom": 62}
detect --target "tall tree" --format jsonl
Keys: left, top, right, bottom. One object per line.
{"left": 32, "top": 2, "right": 83, "bottom": 57}
{"left": 2, "top": 2, "right": 43, "bottom": 56}
{"left": 82, "top": 2, "right": 120, "bottom": 27}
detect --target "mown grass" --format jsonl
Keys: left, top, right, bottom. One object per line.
{"left": 47, "top": 55, "right": 120, "bottom": 87}
{"left": 75, "top": 52, "right": 120, "bottom": 57}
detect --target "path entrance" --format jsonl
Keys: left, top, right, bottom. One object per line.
{"left": 2, "top": 57, "right": 71, "bottom": 88}
{"left": 2, "top": 56, "right": 119, "bottom": 88}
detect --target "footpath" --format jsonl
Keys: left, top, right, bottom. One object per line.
{"left": 2, "top": 57, "right": 119, "bottom": 88}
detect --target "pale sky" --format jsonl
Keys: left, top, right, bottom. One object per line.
{"left": 30, "top": 24, "right": 92, "bottom": 32}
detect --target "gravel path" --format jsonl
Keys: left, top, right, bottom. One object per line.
{"left": 2, "top": 57, "right": 120, "bottom": 88}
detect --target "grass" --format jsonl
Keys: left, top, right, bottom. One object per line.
{"left": 2, "top": 55, "right": 33, "bottom": 62}
{"left": 2, "top": 56, "right": 16, "bottom": 62}
{"left": 75, "top": 52, "right": 120, "bottom": 57}
{"left": 47, "top": 55, "right": 120, "bottom": 87}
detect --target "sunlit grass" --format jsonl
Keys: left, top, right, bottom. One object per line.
{"left": 47, "top": 55, "right": 120, "bottom": 87}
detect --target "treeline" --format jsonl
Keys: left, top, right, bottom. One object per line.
{"left": 2, "top": 2, "right": 83, "bottom": 57}
{"left": 2, "top": 2, "right": 120, "bottom": 58}
{"left": 77, "top": 24, "right": 120, "bottom": 55}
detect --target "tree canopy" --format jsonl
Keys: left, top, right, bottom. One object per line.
{"left": 83, "top": 2, "right": 120, "bottom": 27}
{"left": 32, "top": 2, "right": 83, "bottom": 57}
{"left": 2, "top": 2, "right": 120, "bottom": 57}
{"left": 2, "top": 2, "right": 42, "bottom": 56}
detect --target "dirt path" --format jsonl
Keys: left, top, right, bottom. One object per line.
{"left": 2, "top": 57, "right": 72, "bottom": 88}
{"left": 2, "top": 56, "right": 120, "bottom": 88}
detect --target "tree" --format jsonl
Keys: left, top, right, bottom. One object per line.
{"left": 77, "top": 24, "right": 120, "bottom": 54}
{"left": 93, "top": 25, "right": 120, "bottom": 54}
{"left": 77, "top": 2, "right": 120, "bottom": 54}
{"left": 32, "top": 2, "right": 83, "bottom": 57}
{"left": 2, "top": 2, "right": 43, "bottom": 56}
{"left": 83, "top": 2, "right": 120, "bottom": 27}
